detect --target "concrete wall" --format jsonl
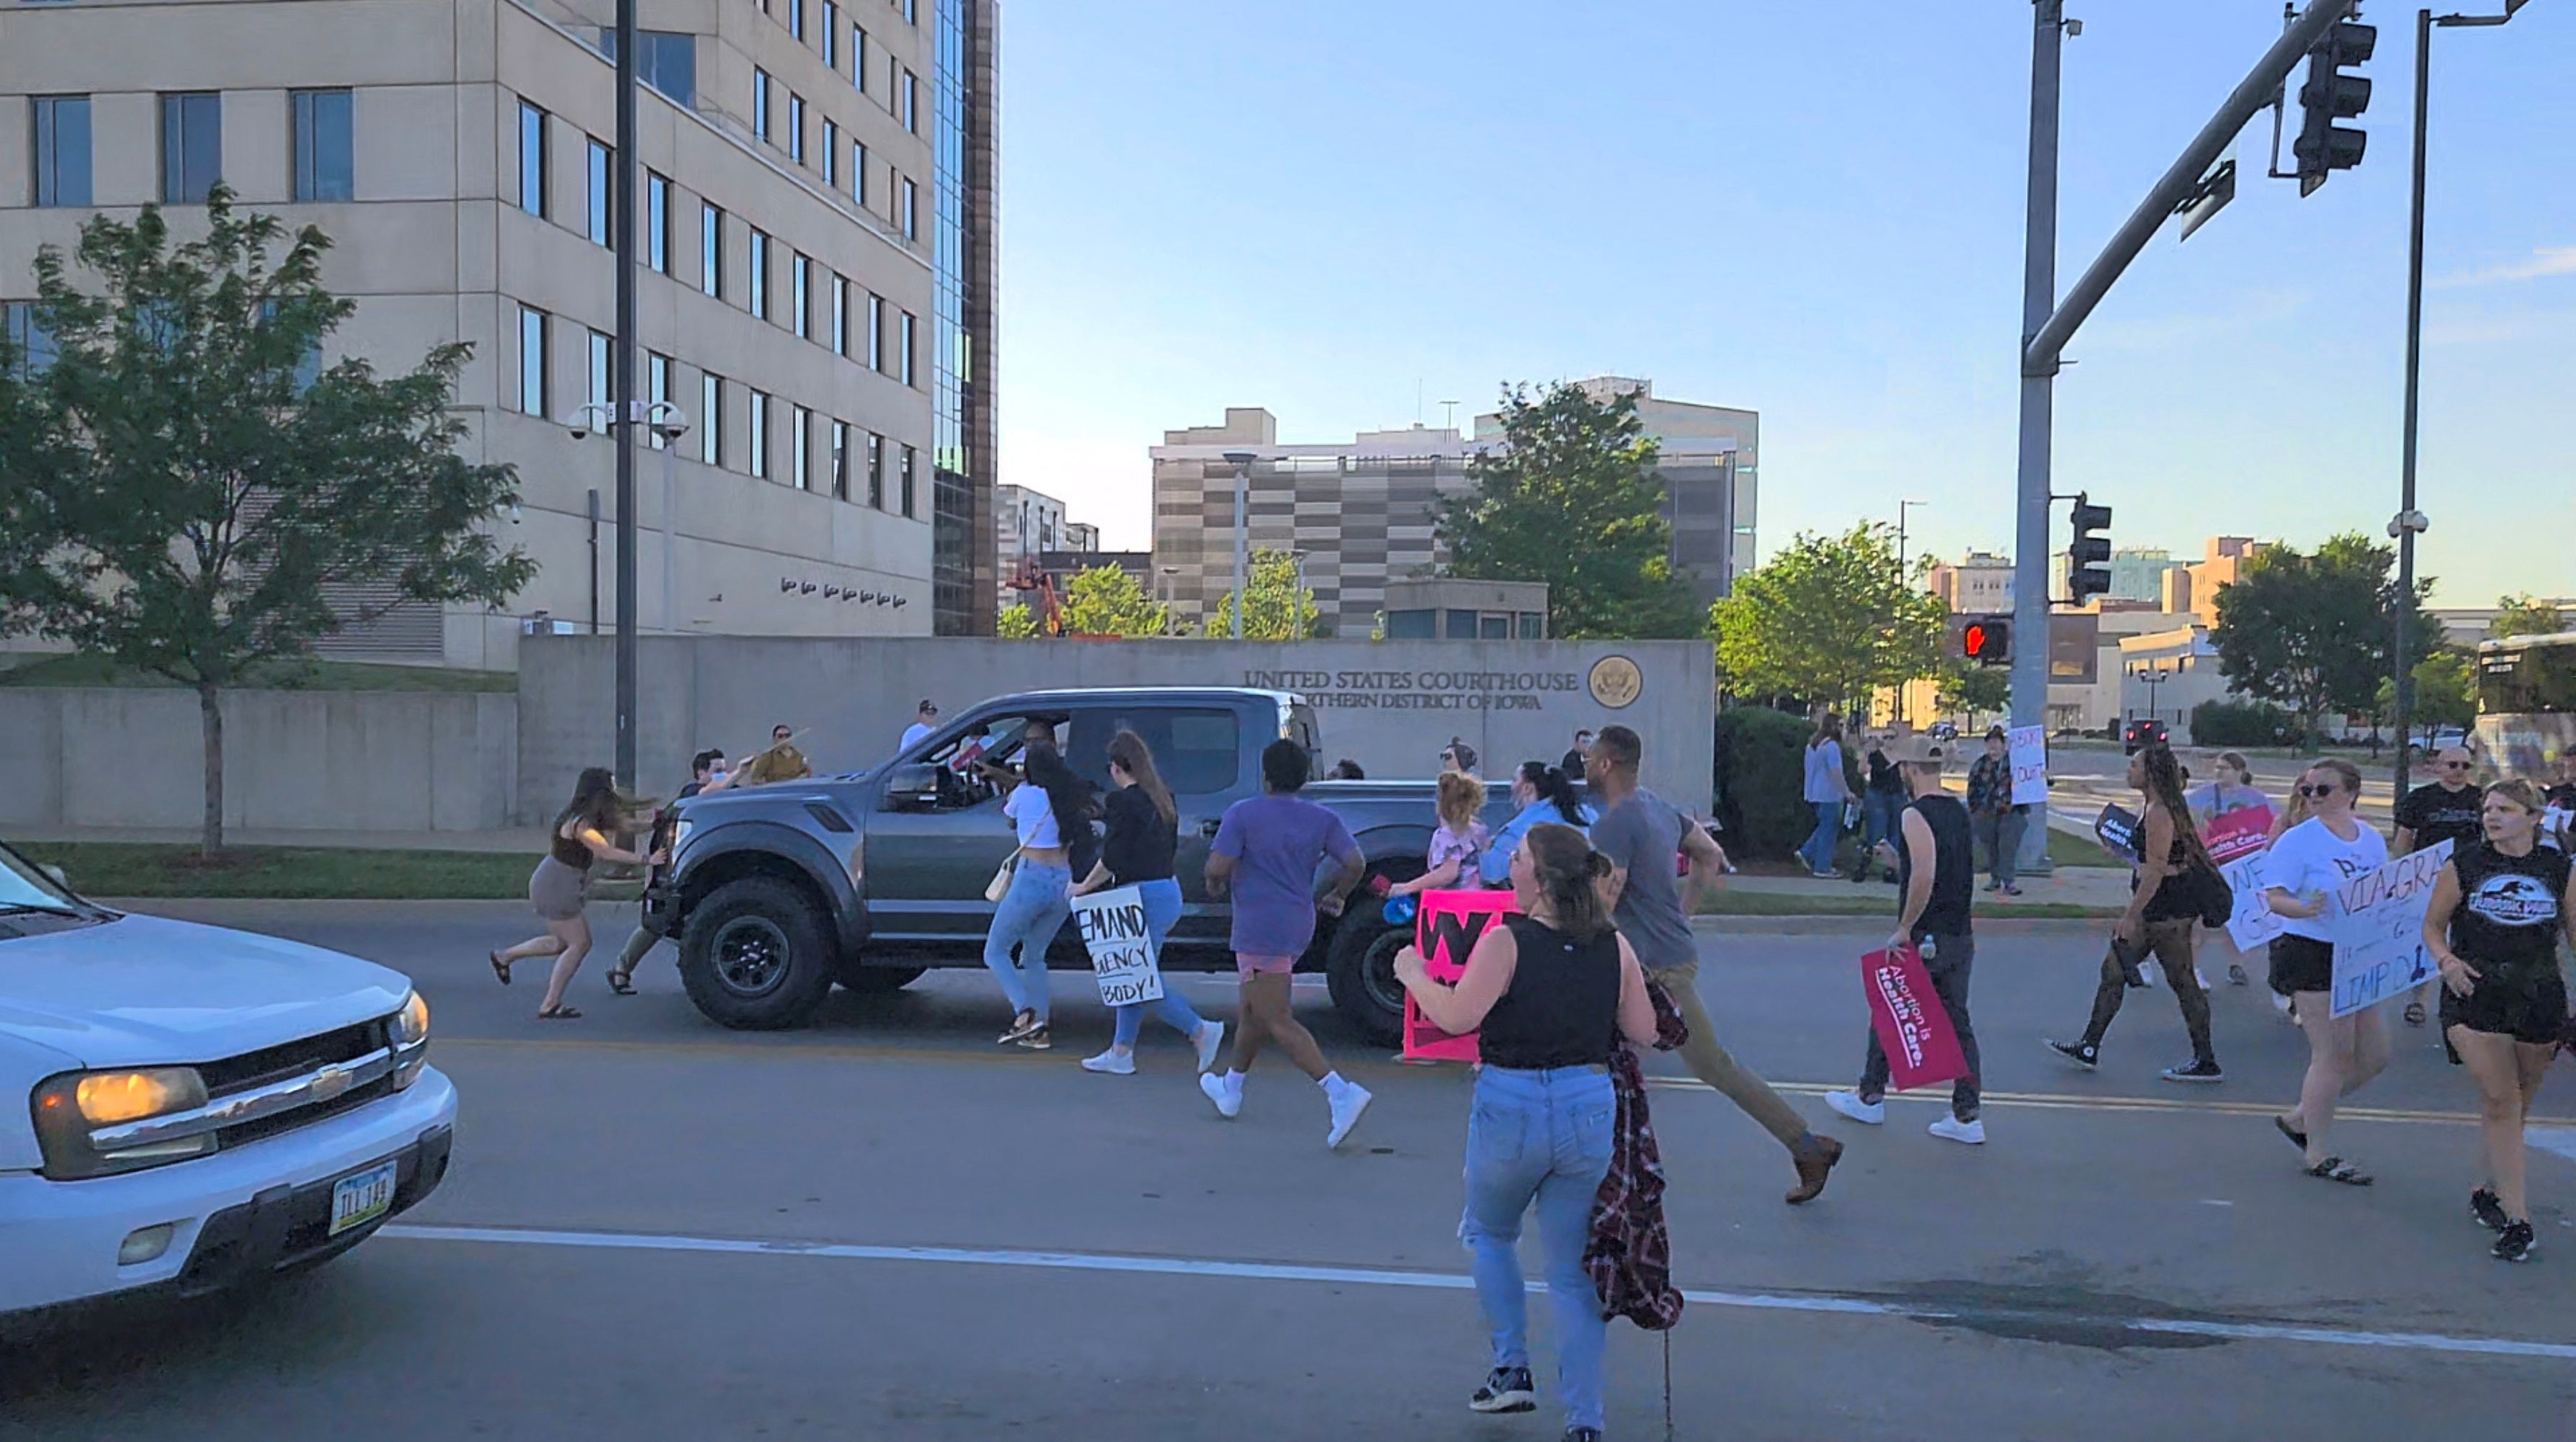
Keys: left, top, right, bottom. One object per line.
{"left": 0, "top": 689, "right": 517, "bottom": 833}
{"left": 517, "top": 636, "right": 1717, "bottom": 817}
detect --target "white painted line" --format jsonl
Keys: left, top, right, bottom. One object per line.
{"left": 380, "top": 1223, "right": 2576, "bottom": 1361}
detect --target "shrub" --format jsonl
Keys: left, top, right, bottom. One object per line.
{"left": 2191, "top": 699, "right": 2292, "bottom": 748}
{"left": 1713, "top": 705, "right": 1815, "bottom": 861}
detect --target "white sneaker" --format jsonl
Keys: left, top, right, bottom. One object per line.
{"left": 1929, "top": 1116, "right": 1986, "bottom": 1145}
{"left": 1194, "top": 1021, "right": 1226, "bottom": 1075}
{"left": 1200, "top": 1070, "right": 1243, "bottom": 1119}
{"left": 2195, "top": 967, "right": 2211, "bottom": 990}
{"left": 1326, "top": 1082, "right": 1373, "bottom": 1148}
{"left": 1081, "top": 1048, "right": 1135, "bottom": 1075}
{"left": 1823, "top": 1090, "right": 1884, "bottom": 1125}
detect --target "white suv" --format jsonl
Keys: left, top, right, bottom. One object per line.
{"left": 0, "top": 843, "right": 457, "bottom": 1315}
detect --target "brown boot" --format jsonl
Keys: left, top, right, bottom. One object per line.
{"left": 1786, "top": 1133, "right": 1843, "bottom": 1206}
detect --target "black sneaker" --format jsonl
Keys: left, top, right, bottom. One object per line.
{"left": 2494, "top": 1219, "right": 2537, "bottom": 1263}
{"left": 2227, "top": 962, "right": 2250, "bottom": 987}
{"left": 2045, "top": 1039, "right": 2099, "bottom": 1071}
{"left": 1470, "top": 1366, "right": 1535, "bottom": 1414}
{"left": 2160, "top": 1059, "right": 2224, "bottom": 1083}
{"left": 2471, "top": 1188, "right": 2510, "bottom": 1232}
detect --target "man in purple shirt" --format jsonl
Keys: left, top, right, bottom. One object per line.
{"left": 1202, "top": 739, "right": 1372, "bottom": 1146}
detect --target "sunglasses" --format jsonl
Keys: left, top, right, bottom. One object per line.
{"left": 2296, "top": 783, "right": 2345, "bottom": 798}
{"left": 2438, "top": 761, "right": 2471, "bottom": 770}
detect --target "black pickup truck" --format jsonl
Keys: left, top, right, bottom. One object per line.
{"left": 645, "top": 686, "right": 1515, "bottom": 1042}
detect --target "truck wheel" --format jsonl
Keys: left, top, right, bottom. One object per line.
{"left": 835, "top": 962, "right": 925, "bottom": 995}
{"left": 679, "top": 877, "right": 837, "bottom": 1029}
{"left": 1325, "top": 909, "right": 1408, "bottom": 1048}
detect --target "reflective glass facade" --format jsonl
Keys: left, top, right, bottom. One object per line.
{"left": 929, "top": 0, "right": 988, "bottom": 634}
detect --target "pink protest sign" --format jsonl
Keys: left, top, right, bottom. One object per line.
{"left": 1400, "top": 890, "right": 1519, "bottom": 1064}
{"left": 1861, "top": 946, "right": 1969, "bottom": 1092}
{"left": 2201, "top": 805, "right": 2273, "bottom": 864}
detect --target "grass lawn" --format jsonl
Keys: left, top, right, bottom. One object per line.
{"left": 14, "top": 843, "right": 596, "bottom": 900}
{"left": 2047, "top": 828, "right": 2125, "bottom": 869}
{"left": 0, "top": 655, "right": 514, "bottom": 692}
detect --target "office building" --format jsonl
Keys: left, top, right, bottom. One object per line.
{"left": 1926, "top": 550, "right": 2015, "bottom": 614}
{"left": 0, "top": 0, "right": 998, "bottom": 666}
{"left": 994, "top": 481, "right": 1069, "bottom": 607}
{"left": 2049, "top": 545, "right": 2189, "bottom": 607}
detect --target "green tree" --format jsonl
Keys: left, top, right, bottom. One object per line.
{"left": 1434, "top": 381, "right": 1697, "bottom": 639}
{"left": 2210, "top": 533, "right": 2435, "bottom": 751}
{"left": 1059, "top": 564, "right": 1171, "bottom": 637}
{"left": 1202, "top": 549, "right": 1320, "bottom": 640}
{"left": 0, "top": 192, "right": 532, "bottom": 853}
{"left": 2376, "top": 645, "right": 2477, "bottom": 735}
{"left": 1938, "top": 662, "right": 2011, "bottom": 719}
{"left": 2490, "top": 594, "right": 2566, "bottom": 640}
{"left": 995, "top": 602, "right": 1039, "bottom": 639}
{"left": 1708, "top": 523, "right": 1947, "bottom": 715}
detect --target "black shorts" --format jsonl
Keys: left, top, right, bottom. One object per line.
{"left": 2441, "top": 967, "right": 2572, "bottom": 1047}
{"left": 2268, "top": 935, "right": 2334, "bottom": 998}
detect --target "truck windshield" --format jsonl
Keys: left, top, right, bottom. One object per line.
{"left": 0, "top": 845, "right": 84, "bottom": 913}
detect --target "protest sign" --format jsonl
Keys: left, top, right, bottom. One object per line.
{"left": 2008, "top": 726, "right": 2049, "bottom": 807}
{"left": 1860, "top": 945, "right": 1969, "bottom": 1091}
{"left": 2201, "top": 805, "right": 2273, "bottom": 864}
{"left": 2219, "top": 851, "right": 2287, "bottom": 953}
{"left": 1070, "top": 885, "right": 1163, "bottom": 1007}
{"left": 2328, "top": 841, "right": 2454, "bottom": 1018}
{"left": 2094, "top": 804, "right": 2142, "bottom": 864}
{"left": 1401, "top": 889, "right": 1518, "bottom": 1064}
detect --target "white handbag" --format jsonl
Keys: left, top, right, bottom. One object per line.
{"left": 984, "top": 847, "right": 1024, "bottom": 903}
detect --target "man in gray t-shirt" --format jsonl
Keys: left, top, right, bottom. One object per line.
{"left": 1588, "top": 726, "right": 1844, "bottom": 1205}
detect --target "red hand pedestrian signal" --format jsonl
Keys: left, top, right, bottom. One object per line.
{"left": 1956, "top": 614, "right": 2010, "bottom": 667}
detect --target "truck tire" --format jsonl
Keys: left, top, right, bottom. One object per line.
{"left": 834, "top": 962, "right": 925, "bottom": 995}
{"left": 1325, "top": 908, "right": 1409, "bottom": 1048}
{"left": 679, "top": 877, "right": 838, "bottom": 1029}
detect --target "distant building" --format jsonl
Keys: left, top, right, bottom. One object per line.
{"left": 2048, "top": 546, "right": 2188, "bottom": 606}
{"left": 995, "top": 485, "right": 1110, "bottom": 616}
{"left": 1382, "top": 579, "right": 1549, "bottom": 640}
{"left": 2159, "top": 537, "right": 2266, "bottom": 628}
{"left": 1927, "top": 551, "right": 2015, "bottom": 614}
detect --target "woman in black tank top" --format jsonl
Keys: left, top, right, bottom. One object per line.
{"left": 2421, "top": 780, "right": 2576, "bottom": 1263}
{"left": 1395, "top": 823, "right": 1660, "bottom": 1438}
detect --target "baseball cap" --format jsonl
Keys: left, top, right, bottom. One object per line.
{"left": 1891, "top": 735, "right": 1950, "bottom": 765}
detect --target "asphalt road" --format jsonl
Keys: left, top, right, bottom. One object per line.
{"left": 2046, "top": 740, "right": 2405, "bottom": 829}
{"left": 7, "top": 899, "right": 2575, "bottom": 1441}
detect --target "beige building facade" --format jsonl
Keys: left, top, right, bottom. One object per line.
{"left": 0, "top": 0, "right": 998, "bottom": 668}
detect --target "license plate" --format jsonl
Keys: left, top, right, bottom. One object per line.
{"left": 328, "top": 1158, "right": 398, "bottom": 1237}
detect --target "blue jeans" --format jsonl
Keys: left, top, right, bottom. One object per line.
{"left": 1799, "top": 800, "right": 1843, "bottom": 872}
{"left": 1853, "top": 790, "right": 1899, "bottom": 877}
{"left": 1460, "top": 1065, "right": 1616, "bottom": 1432}
{"left": 1110, "top": 878, "right": 1206, "bottom": 1047}
{"left": 983, "top": 859, "right": 1072, "bottom": 1022}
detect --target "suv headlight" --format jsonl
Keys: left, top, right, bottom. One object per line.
{"left": 669, "top": 816, "right": 694, "bottom": 855}
{"left": 31, "top": 1067, "right": 215, "bottom": 1180}
{"left": 389, "top": 990, "right": 431, "bottom": 1089}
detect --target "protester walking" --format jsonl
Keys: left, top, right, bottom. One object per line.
{"left": 2264, "top": 760, "right": 2391, "bottom": 1185}
{"left": 1389, "top": 771, "right": 1491, "bottom": 900}
{"left": 1395, "top": 823, "right": 1660, "bottom": 1442}
{"left": 1073, "top": 730, "right": 1225, "bottom": 1077}
{"left": 2394, "top": 745, "right": 2488, "bottom": 1026}
{"left": 2046, "top": 744, "right": 2223, "bottom": 1082}
{"left": 1967, "top": 726, "right": 2025, "bottom": 896}
{"left": 492, "top": 767, "right": 663, "bottom": 1020}
{"left": 604, "top": 748, "right": 727, "bottom": 995}
{"left": 1200, "top": 740, "right": 1372, "bottom": 1145}
{"left": 2421, "top": 779, "right": 2575, "bottom": 1262}
{"left": 1826, "top": 736, "right": 1985, "bottom": 1143}
{"left": 983, "top": 721, "right": 1095, "bottom": 1052}
{"left": 1588, "top": 725, "right": 1846, "bottom": 1202}
{"left": 1798, "top": 716, "right": 1851, "bottom": 879}
{"left": 2188, "top": 751, "right": 2273, "bottom": 984}
{"left": 1848, "top": 731, "right": 1907, "bottom": 885}
{"left": 1482, "top": 761, "right": 1596, "bottom": 885}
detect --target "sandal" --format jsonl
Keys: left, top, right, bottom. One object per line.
{"left": 1014, "top": 1024, "right": 1052, "bottom": 1052}
{"left": 2403, "top": 1000, "right": 2427, "bottom": 1026}
{"left": 997, "top": 1011, "right": 1039, "bottom": 1045}
{"left": 605, "top": 969, "right": 636, "bottom": 997}
{"left": 490, "top": 950, "right": 512, "bottom": 986}
{"left": 2274, "top": 1114, "right": 2309, "bottom": 1153}
{"left": 2304, "top": 1156, "right": 2373, "bottom": 1186}
{"left": 537, "top": 1005, "right": 583, "bottom": 1021}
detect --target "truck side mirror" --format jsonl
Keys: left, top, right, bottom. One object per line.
{"left": 882, "top": 762, "right": 941, "bottom": 811}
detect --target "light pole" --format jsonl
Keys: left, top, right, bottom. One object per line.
{"left": 2140, "top": 664, "right": 2170, "bottom": 725}
{"left": 1895, "top": 498, "right": 1928, "bottom": 578}
{"left": 1222, "top": 450, "right": 1256, "bottom": 640}
{"left": 2391, "top": 0, "right": 2529, "bottom": 797}
{"left": 567, "top": 400, "right": 687, "bottom": 635}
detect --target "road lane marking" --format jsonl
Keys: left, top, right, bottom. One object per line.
{"left": 380, "top": 1222, "right": 2576, "bottom": 1362}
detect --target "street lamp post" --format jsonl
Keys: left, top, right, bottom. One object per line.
{"left": 1895, "top": 498, "right": 1927, "bottom": 725}
{"left": 2390, "top": 0, "right": 2528, "bottom": 799}
{"left": 610, "top": 0, "right": 640, "bottom": 789}
{"left": 1222, "top": 450, "right": 1256, "bottom": 640}
{"left": 2141, "top": 665, "right": 2169, "bottom": 725}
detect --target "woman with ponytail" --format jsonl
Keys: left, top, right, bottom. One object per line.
{"left": 1395, "top": 824, "right": 1660, "bottom": 1439}
{"left": 1480, "top": 761, "right": 1598, "bottom": 885}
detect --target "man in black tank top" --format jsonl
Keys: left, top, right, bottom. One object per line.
{"left": 1826, "top": 737, "right": 1985, "bottom": 1144}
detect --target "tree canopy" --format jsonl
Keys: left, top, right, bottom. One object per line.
{"left": 2209, "top": 533, "right": 2434, "bottom": 748}
{"left": 1202, "top": 548, "right": 1320, "bottom": 640}
{"left": 0, "top": 192, "right": 532, "bottom": 851}
{"left": 1709, "top": 523, "right": 1946, "bottom": 715}
{"left": 1434, "top": 381, "right": 1697, "bottom": 640}
{"left": 2490, "top": 594, "right": 2566, "bottom": 640}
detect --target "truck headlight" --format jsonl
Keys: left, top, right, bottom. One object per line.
{"left": 388, "top": 990, "right": 431, "bottom": 1089}
{"left": 32, "top": 1067, "right": 215, "bottom": 1180}
{"left": 670, "top": 817, "right": 694, "bottom": 854}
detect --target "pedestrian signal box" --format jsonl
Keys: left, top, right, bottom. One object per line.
{"left": 1954, "top": 614, "right": 2011, "bottom": 668}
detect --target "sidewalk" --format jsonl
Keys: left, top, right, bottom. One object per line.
{"left": 1722, "top": 865, "right": 2132, "bottom": 912}
{"left": 6, "top": 825, "right": 550, "bottom": 853}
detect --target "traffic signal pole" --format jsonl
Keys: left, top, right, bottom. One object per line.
{"left": 2011, "top": 0, "right": 2363, "bottom": 735}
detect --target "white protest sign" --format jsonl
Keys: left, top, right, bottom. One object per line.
{"left": 2328, "top": 841, "right": 2453, "bottom": 1018}
{"left": 2220, "top": 851, "right": 2287, "bottom": 954}
{"left": 1070, "top": 885, "right": 1164, "bottom": 1006}
{"left": 2008, "top": 726, "right": 2050, "bottom": 807}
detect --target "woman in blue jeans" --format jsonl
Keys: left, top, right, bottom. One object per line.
{"left": 1073, "top": 730, "right": 1225, "bottom": 1076}
{"left": 1800, "top": 715, "right": 1851, "bottom": 878}
{"left": 1397, "top": 823, "right": 1661, "bottom": 1442}
{"left": 983, "top": 722, "right": 1092, "bottom": 1052}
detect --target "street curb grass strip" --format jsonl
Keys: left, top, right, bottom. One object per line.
{"left": 378, "top": 1222, "right": 2576, "bottom": 1363}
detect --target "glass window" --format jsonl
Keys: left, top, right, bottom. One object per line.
{"left": 854, "top": 27, "right": 869, "bottom": 91}
{"left": 753, "top": 70, "right": 771, "bottom": 141}
{"left": 1385, "top": 609, "right": 1436, "bottom": 640}
{"left": 647, "top": 172, "right": 671, "bottom": 272}
{"left": 748, "top": 390, "right": 769, "bottom": 478}
{"left": 830, "top": 420, "right": 850, "bottom": 500}
{"left": 903, "top": 0, "right": 916, "bottom": 24}
{"left": 1478, "top": 614, "right": 1511, "bottom": 640}
{"left": 585, "top": 138, "right": 611, "bottom": 244}
{"left": 900, "top": 444, "right": 916, "bottom": 518}
{"left": 822, "top": 2, "right": 839, "bottom": 68}
{"left": 160, "top": 91, "right": 222, "bottom": 204}
{"left": 788, "top": 94, "right": 805, "bottom": 164}
{"left": 648, "top": 353, "right": 671, "bottom": 449}
{"left": 1444, "top": 609, "right": 1477, "bottom": 640}
{"left": 1066, "top": 709, "right": 1238, "bottom": 797}
{"left": 899, "top": 176, "right": 916, "bottom": 238}
{"left": 587, "top": 329, "right": 609, "bottom": 411}
{"left": 830, "top": 274, "right": 849, "bottom": 355}
{"left": 31, "top": 97, "right": 92, "bottom": 209}
{"left": 1517, "top": 612, "right": 1545, "bottom": 640}
{"left": 901, "top": 69, "right": 918, "bottom": 133}
{"left": 821, "top": 120, "right": 838, "bottom": 187}
{"left": 866, "top": 293, "right": 885, "bottom": 370}
{"left": 700, "top": 372, "right": 723, "bottom": 466}
{"left": 789, "top": 0, "right": 805, "bottom": 40}
{"left": 700, "top": 204, "right": 723, "bottom": 297}
{"left": 792, "top": 254, "right": 810, "bottom": 339}
{"left": 792, "top": 405, "right": 812, "bottom": 488}
{"left": 866, "top": 431, "right": 885, "bottom": 508}
{"left": 517, "top": 305, "right": 548, "bottom": 416}
{"left": 4, "top": 303, "right": 57, "bottom": 377}
{"left": 600, "top": 30, "right": 697, "bottom": 106}
{"left": 515, "top": 100, "right": 546, "bottom": 217}
{"left": 898, "top": 310, "right": 916, "bottom": 387}
{"left": 290, "top": 89, "right": 352, "bottom": 202}
{"left": 852, "top": 140, "right": 868, "bottom": 207}
{"left": 748, "top": 230, "right": 769, "bottom": 318}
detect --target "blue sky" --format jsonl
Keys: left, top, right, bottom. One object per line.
{"left": 995, "top": 1, "right": 2572, "bottom": 606}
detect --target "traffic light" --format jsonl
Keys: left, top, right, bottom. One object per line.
{"left": 1956, "top": 614, "right": 2011, "bottom": 668}
{"left": 2067, "top": 493, "right": 2112, "bottom": 605}
{"left": 2293, "top": 18, "right": 2376, "bottom": 196}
